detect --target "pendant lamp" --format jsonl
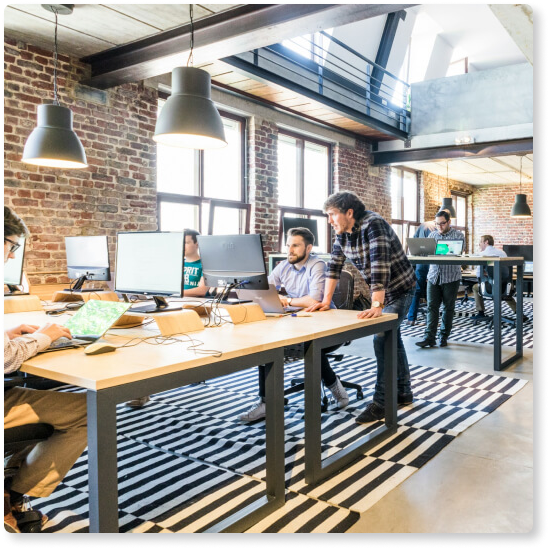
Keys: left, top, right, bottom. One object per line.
{"left": 439, "top": 161, "right": 457, "bottom": 217}
{"left": 153, "top": 4, "right": 227, "bottom": 149}
{"left": 22, "top": 4, "right": 87, "bottom": 169}
{"left": 510, "top": 156, "right": 532, "bottom": 218}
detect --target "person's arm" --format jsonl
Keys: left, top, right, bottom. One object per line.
{"left": 306, "top": 243, "right": 345, "bottom": 312}
{"left": 183, "top": 276, "right": 209, "bottom": 297}
{"left": 306, "top": 278, "right": 338, "bottom": 311}
{"left": 280, "top": 261, "right": 326, "bottom": 308}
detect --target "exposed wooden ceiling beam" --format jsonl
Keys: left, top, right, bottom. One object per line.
{"left": 81, "top": 3, "right": 417, "bottom": 89}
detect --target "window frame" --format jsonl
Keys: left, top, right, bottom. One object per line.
{"left": 277, "top": 128, "right": 332, "bottom": 251}
{"left": 391, "top": 166, "right": 420, "bottom": 246}
{"left": 451, "top": 190, "right": 469, "bottom": 249}
{"left": 156, "top": 95, "right": 247, "bottom": 234}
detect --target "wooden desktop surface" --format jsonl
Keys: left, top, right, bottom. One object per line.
{"left": 4, "top": 309, "right": 397, "bottom": 391}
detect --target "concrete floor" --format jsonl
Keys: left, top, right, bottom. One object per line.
{"left": 343, "top": 333, "right": 533, "bottom": 534}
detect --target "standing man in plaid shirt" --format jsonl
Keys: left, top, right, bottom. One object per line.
{"left": 307, "top": 191, "right": 416, "bottom": 423}
{"left": 416, "top": 209, "right": 465, "bottom": 348}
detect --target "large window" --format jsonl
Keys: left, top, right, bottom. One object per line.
{"left": 156, "top": 100, "right": 247, "bottom": 235}
{"left": 391, "top": 167, "right": 419, "bottom": 245}
{"left": 277, "top": 130, "right": 331, "bottom": 252}
{"left": 451, "top": 191, "right": 468, "bottom": 247}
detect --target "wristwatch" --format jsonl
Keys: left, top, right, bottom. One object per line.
{"left": 371, "top": 300, "right": 384, "bottom": 309}
{"left": 288, "top": 297, "right": 293, "bottom": 305}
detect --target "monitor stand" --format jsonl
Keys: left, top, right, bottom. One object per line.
{"left": 217, "top": 284, "right": 251, "bottom": 305}
{"left": 130, "top": 295, "right": 182, "bottom": 314}
{"left": 64, "top": 275, "right": 104, "bottom": 292}
{"left": 4, "top": 284, "right": 29, "bottom": 296}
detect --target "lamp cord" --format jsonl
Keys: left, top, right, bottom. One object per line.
{"left": 519, "top": 155, "right": 523, "bottom": 193}
{"left": 187, "top": 4, "right": 194, "bottom": 67}
{"left": 53, "top": 6, "right": 59, "bottom": 105}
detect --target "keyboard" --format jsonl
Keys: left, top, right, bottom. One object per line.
{"left": 47, "top": 337, "right": 92, "bottom": 350}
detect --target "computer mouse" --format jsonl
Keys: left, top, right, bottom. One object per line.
{"left": 84, "top": 342, "right": 118, "bottom": 355}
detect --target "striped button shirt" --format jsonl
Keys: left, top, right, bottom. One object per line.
{"left": 427, "top": 227, "right": 465, "bottom": 284}
{"left": 326, "top": 211, "right": 416, "bottom": 304}
{"left": 4, "top": 331, "right": 51, "bottom": 375}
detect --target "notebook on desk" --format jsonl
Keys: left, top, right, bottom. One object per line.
{"left": 39, "top": 300, "right": 131, "bottom": 353}
{"left": 236, "top": 284, "right": 303, "bottom": 314}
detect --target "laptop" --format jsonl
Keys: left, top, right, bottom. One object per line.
{"left": 407, "top": 237, "right": 436, "bottom": 256}
{"left": 524, "top": 261, "right": 533, "bottom": 274}
{"left": 236, "top": 284, "right": 303, "bottom": 314}
{"left": 40, "top": 300, "right": 131, "bottom": 353}
{"left": 435, "top": 240, "right": 464, "bottom": 256}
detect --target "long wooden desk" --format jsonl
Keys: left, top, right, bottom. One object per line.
{"left": 408, "top": 255, "right": 525, "bottom": 371}
{"left": 5, "top": 308, "right": 399, "bottom": 532}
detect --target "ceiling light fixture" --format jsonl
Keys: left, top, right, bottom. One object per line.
{"left": 440, "top": 160, "right": 457, "bottom": 218}
{"left": 22, "top": 4, "right": 87, "bottom": 169}
{"left": 510, "top": 155, "right": 532, "bottom": 219}
{"left": 153, "top": 4, "right": 227, "bottom": 149}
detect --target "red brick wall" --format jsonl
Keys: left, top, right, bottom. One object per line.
{"left": 248, "top": 117, "right": 279, "bottom": 255}
{"left": 4, "top": 37, "right": 158, "bottom": 285}
{"left": 472, "top": 183, "right": 534, "bottom": 248}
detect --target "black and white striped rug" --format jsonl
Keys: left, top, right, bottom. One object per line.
{"left": 400, "top": 300, "right": 533, "bottom": 348}
{"left": 33, "top": 356, "right": 527, "bottom": 533}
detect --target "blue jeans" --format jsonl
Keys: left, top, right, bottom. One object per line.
{"left": 373, "top": 290, "right": 414, "bottom": 407}
{"left": 407, "top": 265, "right": 429, "bottom": 321}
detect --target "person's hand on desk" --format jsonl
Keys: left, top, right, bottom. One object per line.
{"left": 305, "top": 300, "right": 330, "bottom": 312}
{"left": 356, "top": 306, "right": 383, "bottom": 319}
{"left": 5, "top": 324, "right": 40, "bottom": 339}
{"left": 278, "top": 295, "right": 290, "bottom": 308}
{"left": 35, "top": 323, "right": 72, "bottom": 342}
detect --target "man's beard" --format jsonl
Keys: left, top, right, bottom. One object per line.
{"left": 288, "top": 250, "right": 307, "bottom": 264}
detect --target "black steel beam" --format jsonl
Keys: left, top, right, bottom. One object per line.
{"left": 81, "top": 4, "right": 417, "bottom": 89}
{"left": 373, "top": 138, "right": 534, "bottom": 165}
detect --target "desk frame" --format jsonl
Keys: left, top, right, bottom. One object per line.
{"left": 409, "top": 256, "right": 524, "bottom": 371}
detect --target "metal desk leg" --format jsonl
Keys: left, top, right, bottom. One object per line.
{"left": 304, "top": 339, "right": 323, "bottom": 484}
{"left": 493, "top": 262, "right": 502, "bottom": 370}
{"left": 205, "top": 349, "right": 286, "bottom": 533}
{"left": 87, "top": 390, "right": 119, "bottom": 533}
{"left": 384, "top": 325, "right": 398, "bottom": 429}
{"left": 516, "top": 265, "right": 524, "bottom": 354}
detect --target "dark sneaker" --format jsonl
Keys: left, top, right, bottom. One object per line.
{"left": 355, "top": 402, "right": 385, "bottom": 424}
{"left": 472, "top": 311, "right": 487, "bottom": 320}
{"left": 440, "top": 338, "right": 448, "bottom": 347}
{"left": 415, "top": 339, "right": 437, "bottom": 348}
{"left": 406, "top": 320, "right": 416, "bottom": 326}
{"left": 397, "top": 393, "right": 414, "bottom": 405}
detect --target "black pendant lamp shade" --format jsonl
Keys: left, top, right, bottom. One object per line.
{"left": 22, "top": 104, "right": 87, "bottom": 168}
{"left": 153, "top": 67, "right": 227, "bottom": 149}
{"left": 440, "top": 197, "right": 457, "bottom": 218}
{"left": 510, "top": 193, "right": 532, "bottom": 218}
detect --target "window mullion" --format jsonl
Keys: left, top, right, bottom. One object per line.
{"left": 298, "top": 139, "right": 304, "bottom": 208}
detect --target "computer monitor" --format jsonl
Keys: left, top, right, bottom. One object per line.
{"left": 65, "top": 236, "right": 110, "bottom": 291}
{"left": 115, "top": 231, "right": 185, "bottom": 314}
{"left": 197, "top": 234, "right": 269, "bottom": 293}
{"left": 282, "top": 217, "right": 319, "bottom": 246}
{"left": 502, "top": 244, "right": 533, "bottom": 262}
{"left": 4, "top": 237, "right": 27, "bottom": 294}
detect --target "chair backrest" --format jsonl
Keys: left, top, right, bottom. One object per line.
{"left": 4, "top": 424, "right": 54, "bottom": 453}
{"left": 481, "top": 265, "right": 512, "bottom": 298}
{"left": 332, "top": 270, "right": 354, "bottom": 310}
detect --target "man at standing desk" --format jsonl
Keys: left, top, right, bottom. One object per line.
{"left": 3, "top": 206, "right": 88, "bottom": 533}
{"left": 239, "top": 227, "right": 349, "bottom": 422}
{"left": 416, "top": 210, "right": 464, "bottom": 349}
{"left": 307, "top": 191, "right": 416, "bottom": 424}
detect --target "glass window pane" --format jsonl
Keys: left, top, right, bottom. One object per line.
{"left": 391, "top": 169, "right": 402, "bottom": 220}
{"left": 159, "top": 201, "right": 199, "bottom": 231}
{"left": 403, "top": 171, "right": 418, "bottom": 221}
{"left": 203, "top": 118, "right": 242, "bottom": 200}
{"left": 391, "top": 223, "right": 403, "bottom": 244}
{"left": 304, "top": 142, "right": 328, "bottom": 210}
{"left": 455, "top": 195, "right": 466, "bottom": 227}
{"left": 311, "top": 215, "right": 328, "bottom": 253}
{"left": 157, "top": 144, "right": 196, "bottom": 194}
{"left": 278, "top": 135, "right": 299, "bottom": 207}
{"left": 211, "top": 207, "right": 242, "bottom": 235}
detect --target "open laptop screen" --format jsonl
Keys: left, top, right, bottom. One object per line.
{"left": 435, "top": 240, "right": 464, "bottom": 255}
{"left": 64, "top": 300, "right": 131, "bottom": 338}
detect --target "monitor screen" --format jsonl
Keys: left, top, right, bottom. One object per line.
{"left": 435, "top": 240, "right": 464, "bottom": 255}
{"left": 197, "top": 234, "right": 269, "bottom": 290}
{"left": 282, "top": 217, "right": 319, "bottom": 246}
{"left": 115, "top": 231, "right": 185, "bottom": 297}
{"left": 502, "top": 244, "right": 533, "bottom": 262}
{"left": 65, "top": 236, "right": 110, "bottom": 281}
{"left": 4, "top": 237, "right": 25, "bottom": 286}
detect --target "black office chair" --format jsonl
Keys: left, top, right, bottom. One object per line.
{"left": 283, "top": 271, "right": 364, "bottom": 411}
{"left": 475, "top": 265, "right": 516, "bottom": 328}
{"left": 5, "top": 376, "right": 53, "bottom": 533}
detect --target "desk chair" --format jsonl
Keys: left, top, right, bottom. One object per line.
{"left": 5, "top": 377, "right": 53, "bottom": 532}
{"left": 474, "top": 265, "right": 516, "bottom": 328}
{"left": 283, "top": 271, "right": 364, "bottom": 411}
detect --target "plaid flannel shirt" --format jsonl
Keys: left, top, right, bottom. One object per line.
{"left": 426, "top": 227, "right": 465, "bottom": 284}
{"left": 326, "top": 211, "right": 416, "bottom": 304}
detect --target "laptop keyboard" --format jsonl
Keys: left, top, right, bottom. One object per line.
{"left": 49, "top": 337, "right": 91, "bottom": 349}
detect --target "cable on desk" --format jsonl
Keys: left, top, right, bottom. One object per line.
{"left": 118, "top": 332, "right": 222, "bottom": 357}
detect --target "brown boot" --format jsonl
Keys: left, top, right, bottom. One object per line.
{"left": 4, "top": 489, "right": 20, "bottom": 533}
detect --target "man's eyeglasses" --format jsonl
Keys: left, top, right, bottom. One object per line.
{"left": 4, "top": 237, "right": 21, "bottom": 253}
{"left": 435, "top": 221, "right": 448, "bottom": 227}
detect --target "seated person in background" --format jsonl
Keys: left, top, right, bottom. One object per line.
{"left": 4, "top": 206, "right": 88, "bottom": 533}
{"left": 406, "top": 220, "right": 436, "bottom": 325}
{"left": 183, "top": 228, "right": 209, "bottom": 297}
{"left": 239, "top": 227, "right": 349, "bottom": 422}
{"left": 471, "top": 235, "right": 524, "bottom": 321}
{"left": 126, "top": 228, "right": 210, "bottom": 408}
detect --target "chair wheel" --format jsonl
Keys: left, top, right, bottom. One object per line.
{"left": 290, "top": 379, "right": 299, "bottom": 387}
{"left": 356, "top": 391, "right": 364, "bottom": 400}
{"left": 20, "top": 521, "right": 43, "bottom": 533}
{"left": 321, "top": 396, "right": 329, "bottom": 412}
